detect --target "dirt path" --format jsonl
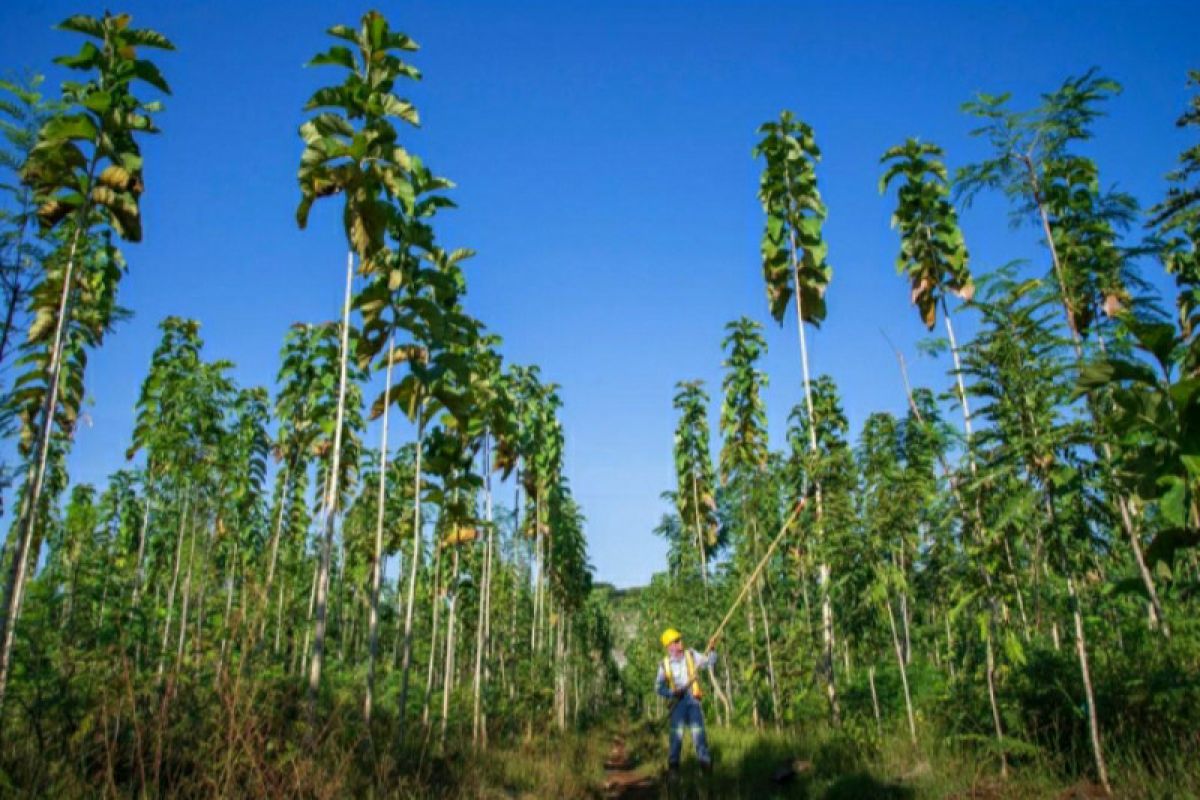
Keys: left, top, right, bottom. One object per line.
{"left": 601, "top": 734, "right": 658, "bottom": 798}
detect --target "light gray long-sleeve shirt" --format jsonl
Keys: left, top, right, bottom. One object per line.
{"left": 655, "top": 649, "right": 717, "bottom": 698}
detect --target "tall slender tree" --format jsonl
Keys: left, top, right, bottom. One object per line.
{"left": 672, "top": 380, "right": 718, "bottom": 587}
{"left": 755, "top": 111, "right": 839, "bottom": 722}
{"left": 857, "top": 412, "right": 918, "bottom": 743}
{"left": 958, "top": 71, "right": 1167, "bottom": 642}
{"left": 0, "top": 12, "right": 172, "bottom": 712}
{"left": 294, "top": 10, "right": 420, "bottom": 712}
{"left": 718, "top": 317, "right": 779, "bottom": 721}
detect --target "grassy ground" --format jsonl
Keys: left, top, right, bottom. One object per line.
{"left": 414, "top": 719, "right": 1199, "bottom": 800}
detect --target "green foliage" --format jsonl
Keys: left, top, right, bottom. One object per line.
{"left": 1081, "top": 315, "right": 1200, "bottom": 573}
{"left": 755, "top": 111, "right": 832, "bottom": 326}
{"left": 1149, "top": 69, "right": 1200, "bottom": 235}
{"left": 880, "top": 139, "right": 973, "bottom": 329}
{"left": 957, "top": 67, "right": 1120, "bottom": 218}
{"left": 10, "top": 233, "right": 128, "bottom": 458}
{"left": 720, "top": 317, "right": 770, "bottom": 487}
{"left": 3, "top": 11, "right": 1200, "bottom": 798}
{"left": 673, "top": 379, "right": 719, "bottom": 571}
{"left": 0, "top": 75, "right": 57, "bottom": 369}
{"left": 1152, "top": 72, "right": 1200, "bottom": 372}
{"left": 22, "top": 12, "right": 173, "bottom": 242}
{"left": 296, "top": 10, "right": 422, "bottom": 273}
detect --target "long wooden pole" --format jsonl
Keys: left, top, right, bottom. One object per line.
{"left": 705, "top": 498, "right": 807, "bottom": 651}
{"left": 664, "top": 499, "right": 808, "bottom": 717}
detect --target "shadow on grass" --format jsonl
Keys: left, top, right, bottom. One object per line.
{"left": 627, "top": 725, "right": 914, "bottom": 800}
{"left": 822, "top": 772, "right": 916, "bottom": 800}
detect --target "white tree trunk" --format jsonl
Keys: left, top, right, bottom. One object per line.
{"left": 1068, "top": 575, "right": 1110, "bottom": 794}
{"left": 0, "top": 219, "right": 88, "bottom": 713}
{"left": 364, "top": 336, "right": 394, "bottom": 726}
{"left": 422, "top": 529, "right": 444, "bottom": 727}
{"left": 472, "top": 433, "right": 495, "bottom": 748}
{"left": 307, "top": 252, "right": 354, "bottom": 714}
{"left": 157, "top": 490, "right": 192, "bottom": 682}
{"left": 887, "top": 596, "right": 917, "bottom": 744}
{"left": 439, "top": 549, "right": 459, "bottom": 748}
{"left": 174, "top": 520, "right": 200, "bottom": 669}
{"left": 868, "top": 665, "right": 882, "bottom": 736}
{"left": 259, "top": 461, "right": 292, "bottom": 640}
{"left": 396, "top": 408, "right": 425, "bottom": 742}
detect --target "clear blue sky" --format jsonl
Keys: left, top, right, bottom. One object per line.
{"left": 1, "top": 1, "right": 1195, "bottom": 587}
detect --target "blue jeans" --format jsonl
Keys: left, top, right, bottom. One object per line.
{"left": 668, "top": 696, "right": 710, "bottom": 766}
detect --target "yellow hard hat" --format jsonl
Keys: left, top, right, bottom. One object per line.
{"left": 660, "top": 628, "right": 682, "bottom": 648}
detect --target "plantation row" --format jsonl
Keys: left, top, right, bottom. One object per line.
{"left": 617, "top": 69, "right": 1200, "bottom": 795}
{"left": 0, "top": 11, "right": 617, "bottom": 797}
{"left": 0, "top": 6, "right": 1197, "bottom": 799}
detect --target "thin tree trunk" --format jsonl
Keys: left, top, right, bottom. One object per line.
{"left": 944, "top": 611, "right": 956, "bottom": 680}
{"left": 555, "top": 615, "right": 568, "bottom": 730}
{"left": 157, "top": 490, "right": 192, "bottom": 682}
{"left": 439, "top": 549, "right": 459, "bottom": 748}
{"left": 898, "top": 548, "right": 912, "bottom": 665}
{"left": 364, "top": 336, "right": 395, "bottom": 726}
{"left": 781, "top": 160, "right": 839, "bottom": 726}
{"left": 336, "top": 527, "right": 348, "bottom": 663}
{"left": 799, "top": 554, "right": 813, "bottom": 634}
{"left": 868, "top": 665, "right": 882, "bottom": 736}
{"left": 756, "top": 580, "right": 780, "bottom": 725}
{"left": 819, "top": 562, "right": 839, "bottom": 723}
{"left": 1002, "top": 537, "right": 1032, "bottom": 642}
{"left": 689, "top": 472, "right": 709, "bottom": 589}
{"left": 544, "top": 531, "right": 555, "bottom": 659}
{"left": 707, "top": 656, "right": 728, "bottom": 727}
{"left": 796, "top": 322, "right": 837, "bottom": 723}
{"left": 0, "top": 215, "right": 91, "bottom": 712}
{"left": 422, "top": 539, "right": 444, "bottom": 727}
{"left": 886, "top": 597, "right": 918, "bottom": 745}
{"left": 746, "top": 604, "right": 761, "bottom": 729}
{"left": 573, "top": 653, "right": 580, "bottom": 728}
{"left": 472, "top": 433, "right": 494, "bottom": 748}
{"left": 192, "top": 525, "right": 213, "bottom": 660}
{"left": 274, "top": 573, "right": 287, "bottom": 656}
{"left": 217, "top": 540, "right": 238, "bottom": 681}
{"left": 397, "top": 408, "right": 425, "bottom": 742}
{"left": 532, "top": 493, "right": 544, "bottom": 655}
{"left": 129, "top": 497, "right": 152, "bottom": 620}
{"left": 96, "top": 537, "right": 113, "bottom": 632}
{"left": 174, "top": 518, "right": 199, "bottom": 669}
{"left": 259, "top": 460, "right": 292, "bottom": 640}
{"left": 1068, "top": 575, "right": 1110, "bottom": 793}
{"left": 892, "top": 333, "right": 1006, "bottom": 767}
{"left": 307, "top": 252, "right": 354, "bottom": 717}
{"left": 1022, "top": 156, "right": 1169, "bottom": 640}
{"left": 299, "top": 565, "right": 318, "bottom": 677}
{"left": 985, "top": 622, "right": 1008, "bottom": 777}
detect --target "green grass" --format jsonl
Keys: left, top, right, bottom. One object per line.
{"left": 4, "top": 686, "right": 1195, "bottom": 799}
{"left": 419, "top": 719, "right": 1200, "bottom": 800}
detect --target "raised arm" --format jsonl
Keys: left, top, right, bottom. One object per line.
{"left": 692, "top": 648, "right": 718, "bottom": 670}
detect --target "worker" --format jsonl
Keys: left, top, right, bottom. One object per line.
{"left": 655, "top": 628, "right": 716, "bottom": 772}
